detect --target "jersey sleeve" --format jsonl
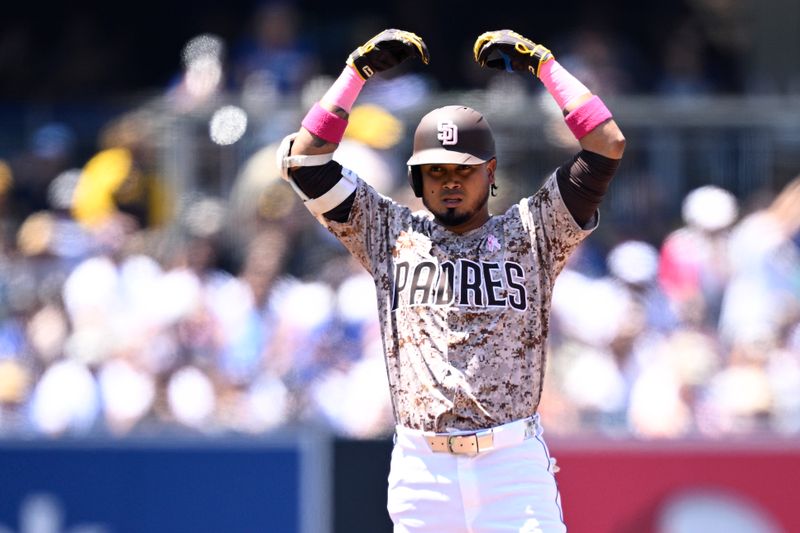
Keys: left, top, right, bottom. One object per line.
{"left": 520, "top": 172, "right": 598, "bottom": 283}
{"left": 316, "top": 172, "right": 411, "bottom": 276}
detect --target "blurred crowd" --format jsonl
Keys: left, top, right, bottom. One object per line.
{"left": 1, "top": 120, "right": 798, "bottom": 441}
{"left": 0, "top": 3, "right": 799, "bottom": 441}
{"left": 544, "top": 183, "right": 800, "bottom": 438}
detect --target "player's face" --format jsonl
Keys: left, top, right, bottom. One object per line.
{"left": 420, "top": 159, "right": 496, "bottom": 234}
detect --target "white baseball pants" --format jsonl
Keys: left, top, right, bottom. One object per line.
{"left": 387, "top": 415, "right": 566, "bottom": 533}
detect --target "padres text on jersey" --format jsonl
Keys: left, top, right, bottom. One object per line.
{"left": 391, "top": 259, "right": 527, "bottom": 311}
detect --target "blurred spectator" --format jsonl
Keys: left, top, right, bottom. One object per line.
{"left": 699, "top": 335, "right": 775, "bottom": 435}
{"left": 72, "top": 111, "right": 172, "bottom": 230}
{"left": 556, "top": 27, "right": 643, "bottom": 97}
{"left": 719, "top": 176, "right": 800, "bottom": 348}
{"left": 628, "top": 329, "right": 720, "bottom": 438}
{"left": 656, "top": 19, "right": 717, "bottom": 96}
{"left": 230, "top": 2, "right": 319, "bottom": 96}
{"left": 166, "top": 33, "right": 228, "bottom": 113}
{"left": 658, "top": 185, "right": 738, "bottom": 328}
{"left": 607, "top": 240, "right": 677, "bottom": 333}
{"left": 8, "top": 123, "right": 77, "bottom": 224}
{"left": 550, "top": 240, "right": 678, "bottom": 435}
{"left": 30, "top": 357, "right": 100, "bottom": 436}
{"left": 305, "top": 262, "right": 392, "bottom": 437}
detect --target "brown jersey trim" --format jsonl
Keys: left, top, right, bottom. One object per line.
{"left": 555, "top": 150, "right": 620, "bottom": 227}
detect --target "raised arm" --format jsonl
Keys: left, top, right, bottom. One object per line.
{"left": 277, "top": 29, "right": 428, "bottom": 223}
{"left": 473, "top": 29, "right": 625, "bottom": 157}
{"left": 290, "top": 29, "right": 429, "bottom": 159}
{"left": 473, "top": 30, "right": 625, "bottom": 225}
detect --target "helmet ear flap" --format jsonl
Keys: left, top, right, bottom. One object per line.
{"left": 408, "top": 166, "right": 423, "bottom": 197}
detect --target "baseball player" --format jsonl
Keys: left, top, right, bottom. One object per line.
{"left": 278, "top": 28, "right": 625, "bottom": 532}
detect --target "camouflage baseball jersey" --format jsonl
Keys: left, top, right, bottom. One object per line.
{"left": 322, "top": 171, "right": 595, "bottom": 432}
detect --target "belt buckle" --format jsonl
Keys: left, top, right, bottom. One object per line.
{"left": 446, "top": 432, "right": 489, "bottom": 456}
{"left": 446, "top": 434, "right": 460, "bottom": 454}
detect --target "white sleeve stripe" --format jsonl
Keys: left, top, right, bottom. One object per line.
{"left": 304, "top": 171, "right": 357, "bottom": 216}
{"left": 282, "top": 152, "right": 334, "bottom": 170}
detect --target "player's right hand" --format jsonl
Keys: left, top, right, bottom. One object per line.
{"left": 473, "top": 29, "right": 553, "bottom": 78}
{"left": 347, "top": 29, "right": 430, "bottom": 80}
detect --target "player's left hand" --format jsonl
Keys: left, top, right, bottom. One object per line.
{"left": 473, "top": 29, "right": 553, "bottom": 78}
{"left": 347, "top": 29, "right": 430, "bottom": 80}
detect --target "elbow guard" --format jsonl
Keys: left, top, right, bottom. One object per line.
{"left": 276, "top": 132, "right": 358, "bottom": 218}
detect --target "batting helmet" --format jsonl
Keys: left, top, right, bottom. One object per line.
{"left": 406, "top": 105, "right": 496, "bottom": 197}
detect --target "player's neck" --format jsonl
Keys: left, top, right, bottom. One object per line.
{"left": 440, "top": 210, "right": 491, "bottom": 234}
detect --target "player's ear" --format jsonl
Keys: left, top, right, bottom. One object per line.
{"left": 487, "top": 158, "right": 498, "bottom": 197}
{"left": 487, "top": 158, "right": 497, "bottom": 183}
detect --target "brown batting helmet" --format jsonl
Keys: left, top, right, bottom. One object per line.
{"left": 406, "top": 105, "right": 496, "bottom": 197}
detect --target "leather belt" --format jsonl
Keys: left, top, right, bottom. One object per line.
{"left": 422, "top": 416, "right": 537, "bottom": 456}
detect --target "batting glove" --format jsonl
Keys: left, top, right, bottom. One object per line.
{"left": 473, "top": 29, "right": 553, "bottom": 78}
{"left": 347, "top": 29, "right": 430, "bottom": 80}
